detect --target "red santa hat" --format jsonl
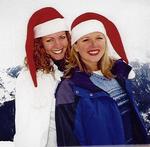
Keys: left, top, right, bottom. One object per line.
{"left": 26, "top": 7, "right": 68, "bottom": 87}
{"left": 71, "top": 12, "right": 128, "bottom": 64}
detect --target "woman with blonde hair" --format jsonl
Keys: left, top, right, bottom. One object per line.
{"left": 55, "top": 12, "right": 148, "bottom": 146}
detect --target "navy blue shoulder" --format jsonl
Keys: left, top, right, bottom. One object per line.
{"left": 55, "top": 78, "right": 75, "bottom": 105}
{"left": 111, "top": 59, "right": 132, "bottom": 79}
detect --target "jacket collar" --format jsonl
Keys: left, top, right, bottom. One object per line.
{"left": 71, "top": 69, "right": 101, "bottom": 92}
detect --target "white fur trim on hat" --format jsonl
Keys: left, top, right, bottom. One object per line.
{"left": 71, "top": 20, "right": 106, "bottom": 45}
{"left": 34, "top": 18, "right": 68, "bottom": 38}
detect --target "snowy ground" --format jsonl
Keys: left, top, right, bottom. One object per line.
{"left": 0, "top": 142, "right": 14, "bottom": 147}
{"left": 0, "top": 68, "right": 16, "bottom": 104}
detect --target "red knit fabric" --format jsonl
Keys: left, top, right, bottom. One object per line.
{"left": 26, "top": 7, "right": 64, "bottom": 87}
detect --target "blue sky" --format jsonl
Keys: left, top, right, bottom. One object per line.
{"left": 0, "top": 0, "right": 150, "bottom": 68}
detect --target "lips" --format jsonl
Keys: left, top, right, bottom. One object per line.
{"left": 88, "top": 49, "right": 100, "bottom": 56}
{"left": 52, "top": 48, "right": 63, "bottom": 54}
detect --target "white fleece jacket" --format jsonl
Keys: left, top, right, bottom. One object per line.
{"left": 14, "top": 65, "right": 62, "bottom": 147}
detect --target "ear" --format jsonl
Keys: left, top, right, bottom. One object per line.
{"left": 74, "top": 43, "right": 79, "bottom": 52}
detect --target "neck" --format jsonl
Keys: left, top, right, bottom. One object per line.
{"left": 53, "top": 59, "right": 65, "bottom": 72}
{"left": 86, "top": 64, "right": 98, "bottom": 72}
{"left": 82, "top": 59, "right": 98, "bottom": 72}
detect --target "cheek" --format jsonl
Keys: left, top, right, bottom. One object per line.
{"left": 78, "top": 49, "right": 87, "bottom": 58}
{"left": 77, "top": 43, "right": 88, "bottom": 51}
{"left": 44, "top": 44, "right": 53, "bottom": 53}
{"left": 62, "top": 39, "right": 69, "bottom": 47}
{"left": 97, "top": 44, "right": 106, "bottom": 54}
{"left": 42, "top": 41, "right": 52, "bottom": 50}
{"left": 98, "top": 40, "right": 105, "bottom": 47}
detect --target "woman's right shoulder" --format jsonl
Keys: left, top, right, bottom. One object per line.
{"left": 16, "top": 67, "right": 32, "bottom": 86}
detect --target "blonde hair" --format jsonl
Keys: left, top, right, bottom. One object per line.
{"left": 64, "top": 39, "right": 115, "bottom": 79}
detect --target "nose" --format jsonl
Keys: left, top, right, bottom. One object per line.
{"left": 90, "top": 39, "right": 97, "bottom": 47}
{"left": 54, "top": 39, "right": 62, "bottom": 49}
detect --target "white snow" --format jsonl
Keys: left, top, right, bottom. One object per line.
{"left": 0, "top": 142, "right": 14, "bottom": 147}
{"left": 0, "top": 68, "right": 16, "bottom": 104}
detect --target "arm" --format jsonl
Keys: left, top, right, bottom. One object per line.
{"left": 14, "top": 70, "right": 52, "bottom": 147}
{"left": 55, "top": 79, "right": 80, "bottom": 146}
{"left": 111, "top": 59, "right": 135, "bottom": 79}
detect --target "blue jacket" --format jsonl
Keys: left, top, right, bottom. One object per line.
{"left": 55, "top": 59, "right": 148, "bottom": 146}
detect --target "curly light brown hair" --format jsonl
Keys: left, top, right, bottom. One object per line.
{"left": 25, "top": 31, "right": 71, "bottom": 73}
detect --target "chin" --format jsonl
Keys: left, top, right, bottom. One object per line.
{"left": 90, "top": 59, "right": 100, "bottom": 63}
{"left": 53, "top": 56, "right": 64, "bottom": 61}
{"left": 51, "top": 53, "right": 64, "bottom": 60}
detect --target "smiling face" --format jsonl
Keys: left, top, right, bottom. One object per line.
{"left": 75, "top": 32, "right": 106, "bottom": 71}
{"left": 42, "top": 31, "right": 68, "bottom": 61}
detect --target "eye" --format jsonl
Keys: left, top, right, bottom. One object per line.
{"left": 97, "top": 36, "right": 104, "bottom": 40}
{"left": 60, "top": 35, "right": 67, "bottom": 39}
{"left": 82, "top": 38, "right": 89, "bottom": 42}
{"left": 46, "top": 38, "right": 54, "bottom": 43}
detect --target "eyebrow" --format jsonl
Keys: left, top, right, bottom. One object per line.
{"left": 80, "top": 36, "right": 89, "bottom": 39}
{"left": 81, "top": 34, "right": 104, "bottom": 39}
{"left": 60, "top": 33, "right": 66, "bottom": 36}
{"left": 44, "top": 33, "right": 66, "bottom": 39}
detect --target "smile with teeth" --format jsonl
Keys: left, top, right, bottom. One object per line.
{"left": 52, "top": 49, "right": 63, "bottom": 54}
{"left": 88, "top": 49, "right": 100, "bottom": 55}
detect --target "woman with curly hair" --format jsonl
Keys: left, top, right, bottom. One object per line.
{"left": 14, "top": 7, "right": 70, "bottom": 147}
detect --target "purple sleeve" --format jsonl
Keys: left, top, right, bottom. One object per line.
{"left": 55, "top": 79, "right": 75, "bottom": 105}
{"left": 111, "top": 59, "right": 132, "bottom": 79}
